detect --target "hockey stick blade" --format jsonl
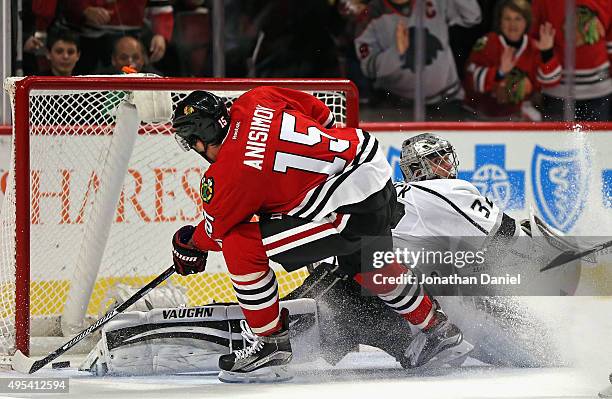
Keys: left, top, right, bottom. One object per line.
{"left": 600, "top": 384, "right": 612, "bottom": 398}
{"left": 11, "top": 350, "right": 36, "bottom": 374}
{"left": 541, "top": 239, "right": 612, "bottom": 272}
{"left": 12, "top": 265, "right": 175, "bottom": 374}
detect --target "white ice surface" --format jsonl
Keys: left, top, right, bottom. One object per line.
{"left": 1, "top": 296, "right": 610, "bottom": 399}
{"left": 0, "top": 355, "right": 606, "bottom": 399}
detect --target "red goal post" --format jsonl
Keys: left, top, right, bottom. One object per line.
{"left": 1, "top": 76, "right": 359, "bottom": 357}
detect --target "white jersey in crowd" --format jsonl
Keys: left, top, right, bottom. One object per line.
{"left": 354, "top": 0, "right": 481, "bottom": 104}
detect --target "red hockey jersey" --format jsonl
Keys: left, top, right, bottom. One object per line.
{"left": 464, "top": 32, "right": 562, "bottom": 118}
{"left": 530, "top": 0, "right": 612, "bottom": 100}
{"left": 191, "top": 86, "right": 392, "bottom": 252}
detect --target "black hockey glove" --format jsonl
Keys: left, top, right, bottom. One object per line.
{"left": 172, "top": 225, "right": 208, "bottom": 276}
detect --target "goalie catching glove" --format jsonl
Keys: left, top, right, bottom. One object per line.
{"left": 172, "top": 225, "right": 208, "bottom": 275}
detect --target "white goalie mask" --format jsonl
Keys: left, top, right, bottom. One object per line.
{"left": 400, "top": 133, "right": 459, "bottom": 182}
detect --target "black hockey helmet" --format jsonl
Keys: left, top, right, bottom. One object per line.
{"left": 172, "top": 91, "right": 230, "bottom": 151}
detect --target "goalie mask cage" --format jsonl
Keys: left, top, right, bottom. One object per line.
{"left": 1, "top": 76, "right": 359, "bottom": 357}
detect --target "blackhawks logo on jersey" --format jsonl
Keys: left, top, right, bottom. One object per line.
{"left": 184, "top": 105, "right": 195, "bottom": 115}
{"left": 200, "top": 176, "right": 214, "bottom": 204}
{"left": 472, "top": 36, "right": 488, "bottom": 52}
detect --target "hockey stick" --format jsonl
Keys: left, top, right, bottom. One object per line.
{"left": 12, "top": 265, "right": 176, "bottom": 374}
{"left": 541, "top": 239, "right": 612, "bottom": 272}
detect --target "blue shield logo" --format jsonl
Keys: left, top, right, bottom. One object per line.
{"left": 603, "top": 169, "right": 612, "bottom": 208}
{"left": 471, "top": 164, "right": 512, "bottom": 209}
{"left": 459, "top": 145, "right": 524, "bottom": 211}
{"left": 531, "top": 146, "right": 589, "bottom": 232}
{"left": 387, "top": 146, "right": 404, "bottom": 182}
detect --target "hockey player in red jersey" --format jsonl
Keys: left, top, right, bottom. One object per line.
{"left": 170, "top": 87, "right": 464, "bottom": 382}
{"left": 464, "top": 0, "right": 561, "bottom": 120}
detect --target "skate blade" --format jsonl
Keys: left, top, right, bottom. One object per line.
{"left": 419, "top": 340, "right": 475, "bottom": 370}
{"left": 599, "top": 384, "right": 612, "bottom": 398}
{"left": 218, "top": 366, "right": 293, "bottom": 384}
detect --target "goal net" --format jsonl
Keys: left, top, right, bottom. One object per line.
{"left": 0, "top": 76, "right": 358, "bottom": 357}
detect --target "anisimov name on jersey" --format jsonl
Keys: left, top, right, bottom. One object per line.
{"left": 372, "top": 273, "right": 522, "bottom": 286}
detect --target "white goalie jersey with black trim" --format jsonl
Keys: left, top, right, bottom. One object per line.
{"left": 392, "top": 178, "right": 517, "bottom": 240}
{"left": 391, "top": 176, "right": 592, "bottom": 297}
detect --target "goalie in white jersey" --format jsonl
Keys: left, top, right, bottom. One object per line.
{"left": 393, "top": 133, "right": 527, "bottom": 248}
{"left": 392, "top": 133, "right": 586, "bottom": 299}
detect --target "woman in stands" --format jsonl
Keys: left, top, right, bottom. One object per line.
{"left": 463, "top": 0, "right": 560, "bottom": 121}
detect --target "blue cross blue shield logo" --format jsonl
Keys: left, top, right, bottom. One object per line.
{"left": 387, "top": 146, "right": 404, "bottom": 182}
{"left": 531, "top": 145, "right": 589, "bottom": 233}
{"left": 603, "top": 170, "right": 612, "bottom": 208}
{"left": 459, "top": 145, "right": 524, "bottom": 211}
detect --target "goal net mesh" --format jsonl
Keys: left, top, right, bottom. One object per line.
{"left": 0, "top": 77, "right": 353, "bottom": 355}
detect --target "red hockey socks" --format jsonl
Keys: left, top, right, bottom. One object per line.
{"left": 354, "top": 262, "right": 437, "bottom": 330}
{"left": 223, "top": 223, "right": 281, "bottom": 335}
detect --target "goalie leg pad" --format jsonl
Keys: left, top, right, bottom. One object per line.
{"left": 80, "top": 299, "right": 319, "bottom": 376}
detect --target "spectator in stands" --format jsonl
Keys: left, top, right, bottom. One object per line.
{"left": 36, "top": 29, "right": 81, "bottom": 76}
{"left": 222, "top": 0, "right": 259, "bottom": 78}
{"left": 354, "top": 0, "right": 481, "bottom": 121}
{"left": 160, "top": 0, "right": 210, "bottom": 77}
{"left": 96, "top": 36, "right": 163, "bottom": 75}
{"left": 245, "top": 0, "right": 341, "bottom": 78}
{"left": 336, "top": 0, "right": 375, "bottom": 104}
{"left": 24, "top": 34, "right": 46, "bottom": 57}
{"left": 463, "top": 0, "right": 561, "bottom": 121}
{"left": 57, "top": 0, "right": 174, "bottom": 75}
{"left": 28, "top": 0, "right": 59, "bottom": 53}
{"left": 31, "top": 0, "right": 58, "bottom": 29}
{"left": 23, "top": 0, "right": 60, "bottom": 75}
{"left": 449, "top": 0, "right": 498, "bottom": 82}
{"left": 531, "top": 0, "right": 612, "bottom": 121}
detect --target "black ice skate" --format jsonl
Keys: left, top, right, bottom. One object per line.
{"left": 598, "top": 373, "right": 612, "bottom": 398}
{"left": 218, "top": 308, "right": 293, "bottom": 383}
{"left": 402, "top": 303, "right": 469, "bottom": 369}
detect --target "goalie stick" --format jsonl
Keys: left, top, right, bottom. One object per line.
{"left": 541, "top": 238, "right": 612, "bottom": 272}
{"left": 529, "top": 214, "right": 611, "bottom": 272}
{"left": 12, "top": 265, "right": 176, "bottom": 374}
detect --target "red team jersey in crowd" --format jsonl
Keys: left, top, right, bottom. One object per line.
{"left": 464, "top": 32, "right": 562, "bottom": 118}
{"left": 530, "top": 0, "right": 612, "bottom": 100}
{"left": 191, "top": 86, "right": 392, "bottom": 252}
